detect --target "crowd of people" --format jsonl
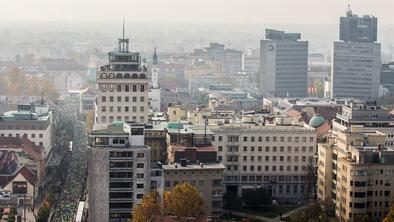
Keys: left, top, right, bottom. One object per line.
{"left": 52, "top": 120, "right": 88, "bottom": 222}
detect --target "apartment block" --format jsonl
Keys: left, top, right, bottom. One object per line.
{"left": 211, "top": 119, "right": 317, "bottom": 203}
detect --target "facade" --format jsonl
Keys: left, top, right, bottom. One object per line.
{"left": 79, "top": 87, "right": 97, "bottom": 116}
{"left": 211, "top": 120, "right": 317, "bottom": 203}
{"left": 0, "top": 101, "right": 55, "bottom": 160}
{"left": 331, "top": 10, "right": 381, "bottom": 100}
{"left": 259, "top": 29, "right": 308, "bottom": 97}
{"left": 88, "top": 122, "right": 151, "bottom": 222}
{"left": 162, "top": 163, "right": 225, "bottom": 218}
{"left": 95, "top": 37, "right": 149, "bottom": 125}
{"left": 380, "top": 62, "right": 394, "bottom": 94}
{"left": 317, "top": 127, "right": 394, "bottom": 221}
{"left": 332, "top": 101, "right": 394, "bottom": 148}
{"left": 331, "top": 41, "right": 381, "bottom": 100}
{"left": 144, "top": 124, "right": 167, "bottom": 162}
{"left": 223, "top": 49, "right": 243, "bottom": 74}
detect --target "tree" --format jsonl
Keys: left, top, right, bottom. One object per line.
{"left": 223, "top": 192, "right": 242, "bottom": 213}
{"left": 241, "top": 187, "right": 272, "bottom": 207}
{"left": 384, "top": 204, "right": 394, "bottom": 222}
{"left": 132, "top": 191, "right": 161, "bottom": 222}
{"left": 165, "top": 182, "right": 204, "bottom": 219}
{"left": 85, "top": 110, "right": 95, "bottom": 133}
{"left": 36, "top": 206, "right": 50, "bottom": 222}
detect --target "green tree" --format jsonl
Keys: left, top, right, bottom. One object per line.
{"left": 241, "top": 187, "right": 272, "bottom": 207}
{"left": 36, "top": 206, "right": 50, "bottom": 222}
{"left": 223, "top": 192, "right": 242, "bottom": 213}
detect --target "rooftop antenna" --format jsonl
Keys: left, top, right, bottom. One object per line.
{"left": 41, "top": 89, "right": 44, "bottom": 104}
{"left": 122, "top": 17, "right": 125, "bottom": 40}
{"left": 347, "top": 4, "right": 352, "bottom": 15}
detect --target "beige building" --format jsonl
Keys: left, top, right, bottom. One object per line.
{"left": 317, "top": 125, "right": 394, "bottom": 221}
{"left": 167, "top": 105, "right": 186, "bottom": 122}
{"left": 95, "top": 37, "right": 149, "bottom": 125}
{"left": 211, "top": 119, "right": 317, "bottom": 203}
{"left": 145, "top": 124, "right": 167, "bottom": 162}
{"left": 162, "top": 163, "right": 225, "bottom": 218}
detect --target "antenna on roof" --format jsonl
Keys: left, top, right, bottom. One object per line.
{"left": 41, "top": 89, "right": 44, "bottom": 104}
{"left": 122, "top": 17, "right": 125, "bottom": 40}
{"left": 347, "top": 4, "right": 352, "bottom": 15}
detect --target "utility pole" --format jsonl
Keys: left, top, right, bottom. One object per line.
{"left": 23, "top": 194, "right": 26, "bottom": 222}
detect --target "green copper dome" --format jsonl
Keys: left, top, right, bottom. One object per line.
{"left": 309, "top": 114, "right": 325, "bottom": 128}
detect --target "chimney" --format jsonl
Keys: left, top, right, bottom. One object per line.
{"left": 200, "top": 163, "right": 204, "bottom": 168}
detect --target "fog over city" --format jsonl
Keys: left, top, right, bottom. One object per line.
{"left": 1, "top": 1, "right": 394, "bottom": 222}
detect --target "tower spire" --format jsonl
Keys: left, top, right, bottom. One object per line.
{"left": 153, "top": 47, "right": 158, "bottom": 65}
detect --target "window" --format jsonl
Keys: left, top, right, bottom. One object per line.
{"left": 273, "top": 137, "right": 277, "bottom": 142}
{"left": 32, "top": 134, "right": 35, "bottom": 138}
{"left": 243, "top": 146, "right": 247, "bottom": 152}
{"left": 265, "top": 137, "right": 270, "bottom": 142}
{"left": 140, "top": 96, "right": 145, "bottom": 102}
{"left": 295, "top": 137, "right": 299, "bottom": 142}
{"left": 136, "top": 183, "right": 144, "bottom": 188}
{"left": 251, "top": 146, "right": 255, "bottom": 152}
{"left": 39, "top": 134, "right": 43, "bottom": 138}
{"left": 258, "top": 137, "right": 262, "bottom": 142}
{"left": 125, "top": 106, "right": 129, "bottom": 112}
{"left": 117, "top": 96, "right": 121, "bottom": 102}
{"left": 125, "top": 96, "right": 129, "bottom": 102}
{"left": 102, "top": 106, "right": 106, "bottom": 112}
{"left": 133, "top": 85, "right": 137, "bottom": 92}
{"left": 117, "top": 106, "right": 121, "bottom": 112}
{"left": 280, "top": 156, "right": 284, "bottom": 162}
{"left": 218, "top": 146, "right": 223, "bottom": 151}
{"left": 109, "top": 106, "right": 114, "bottom": 112}
{"left": 243, "top": 156, "right": 247, "bottom": 161}
{"left": 137, "top": 163, "right": 144, "bottom": 168}
{"left": 273, "top": 156, "right": 277, "bottom": 162}
{"left": 219, "top": 136, "right": 222, "bottom": 141}
{"left": 133, "top": 97, "right": 137, "bottom": 102}
{"left": 137, "top": 173, "right": 144, "bottom": 178}
{"left": 165, "top": 181, "right": 170, "bottom": 187}
{"left": 102, "top": 96, "right": 106, "bottom": 102}
{"left": 243, "top": 136, "right": 247, "bottom": 142}
{"left": 258, "top": 146, "right": 262, "bottom": 151}
{"left": 132, "top": 106, "right": 137, "bottom": 112}
{"left": 265, "top": 156, "right": 269, "bottom": 161}
{"left": 251, "top": 137, "right": 255, "bottom": 142}
{"left": 265, "top": 146, "right": 269, "bottom": 152}
{"left": 110, "top": 96, "right": 114, "bottom": 102}
{"left": 258, "top": 166, "right": 262, "bottom": 171}
{"left": 140, "top": 106, "right": 144, "bottom": 112}
{"left": 137, "top": 153, "right": 145, "bottom": 158}
{"left": 265, "top": 166, "right": 269, "bottom": 171}
{"left": 101, "top": 116, "right": 106, "bottom": 122}
{"left": 136, "top": 194, "right": 144, "bottom": 199}
{"left": 140, "top": 85, "right": 145, "bottom": 92}
{"left": 125, "top": 85, "right": 129, "bottom": 92}
{"left": 287, "top": 146, "right": 291, "bottom": 152}
{"left": 302, "top": 137, "right": 306, "bottom": 142}
{"left": 273, "top": 146, "right": 277, "bottom": 152}
{"left": 280, "top": 137, "right": 284, "bottom": 142}
{"left": 310, "top": 137, "right": 314, "bottom": 142}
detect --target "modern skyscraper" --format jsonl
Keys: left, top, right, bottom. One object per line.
{"left": 259, "top": 29, "right": 308, "bottom": 97}
{"left": 331, "top": 9, "right": 381, "bottom": 100}
{"left": 95, "top": 32, "right": 149, "bottom": 125}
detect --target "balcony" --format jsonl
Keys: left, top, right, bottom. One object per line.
{"left": 109, "top": 177, "right": 133, "bottom": 182}
{"left": 109, "top": 187, "right": 133, "bottom": 192}
{"left": 109, "top": 198, "right": 133, "bottom": 202}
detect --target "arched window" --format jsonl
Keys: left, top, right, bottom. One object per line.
{"left": 124, "top": 73, "right": 130, "bottom": 79}
{"left": 116, "top": 73, "right": 123, "bottom": 79}
{"left": 139, "top": 73, "right": 146, "bottom": 79}
{"left": 109, "top": 73, "right": 115, "bottom": 79}
{"left": 101, "top": 73, "right": 107, "bottom": 78}
{"left": 132, "top": 73, "right": 138, "bottom": 79}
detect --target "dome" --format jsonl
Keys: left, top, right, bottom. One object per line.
{"left": 309, "top": 114, "right": 325, "bottom": 128}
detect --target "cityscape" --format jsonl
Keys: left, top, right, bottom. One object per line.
{"left": 0, "top": 1, "right": 394, "bottom": 222}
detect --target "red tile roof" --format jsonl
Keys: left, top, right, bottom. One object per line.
{"left": 0, "top": 136, "right": 42, "bottom": 161}
{"left": 3, "top": 166, "right": 37, "bottom": 187}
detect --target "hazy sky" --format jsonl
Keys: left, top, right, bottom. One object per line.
{"left": 1, "top": 0, "right": 393, "bottom": 25}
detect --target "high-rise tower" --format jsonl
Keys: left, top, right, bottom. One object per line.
{"left": 331, "top": 8, "right": 381, "bottom": 100}
{"left": 95, "top": 26, "right": 149, "bottom": 125}
{"left": 259, "top": 29, "right": 308, "bottom": 97}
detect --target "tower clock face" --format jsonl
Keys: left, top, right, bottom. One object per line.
{"left": 268, "top": 45, "right": 274, "bottom": 51}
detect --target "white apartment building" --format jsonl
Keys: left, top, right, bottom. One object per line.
{"left": 0, "top": 101, "right": 55, "bottom": 160}
{"left": 95, "top": 37, "right": 149, "bottom": 125}
{"left": 211, "top": 118, "right": 317, "bottom": 203}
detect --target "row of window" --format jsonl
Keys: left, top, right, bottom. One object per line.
{"left": 100, "top": 73, "right": 146, "bottom": 79}
{"left": 102, "top": 96, "right": 145, "bottom": 103}
{"left": 219, "top": 145, "right": 315, "bottom": 153}
{"left": 165, "top": 179, "right": 222, "bottom": 188}
{"left": 222, "top": 155, "right": 313, "bottom": 163}
{"left": 1, "top": 134, "right": 44, "bottom": 145}
{"left": 1, "top": 133, "right": 43, "bottom": 138}
{"left": 225, "top": 164, "right": 310, "bottom": 172}
{"left": 101, "top": 115, "right": 145, "bottom": 123}
{"left": 99, "top": 84, "right": 146, "bottom": 93}
{"left": 0, "top": 125, "right": 46, "bottom": 130}
{"left": 225, "top": 175, "right": 309, "bottom": 183}
{"left": 215, "top": 135, "right": 315, "bottom": 143}
{"left": 102, "top": 106, "right": 145, "bottom": 113}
